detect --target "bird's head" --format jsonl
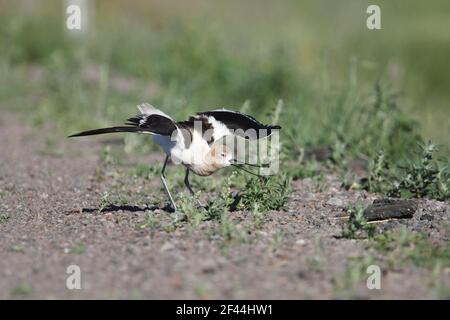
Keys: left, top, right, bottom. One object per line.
{"left": 206, "top": 143, "right": 233, "bottom": 169}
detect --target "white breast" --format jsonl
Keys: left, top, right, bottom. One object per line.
{"left": 152, "top": 129, "right": 210, "bottom": 167}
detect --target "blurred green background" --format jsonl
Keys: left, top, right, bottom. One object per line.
{"left": 0, "top": 0, "right": 449, "bottom": 156}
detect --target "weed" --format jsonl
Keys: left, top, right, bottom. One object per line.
{"left": 179, "top": 194, "right": 205, "bottom": 227}
{"left": 251, "top": 203, "right": 265, "bottom": 228}
{"left": 0, "top": 213, "right": 10, "bottom": 224}
{"left": 365, "top": 142, "right": 450, "bottom": 200}
{"left": 11, "top": 283, "right": 33, "bottom": 296}
{"left": 238, "top": 174, "right": 291, "bottom": 212}
{"left": 388, "top": 142, "right": 449, "bottom": 200}
{"left": 98, "top": 191, "right": 111, "bottom": 213}
{"left": 341, "top": 204, "right": 376, "bottom": 239}
{"left": 138, "top": 213, "right": 161, "bottom": 230}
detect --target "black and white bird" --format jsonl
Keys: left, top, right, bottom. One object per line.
{"left": 69, "top": 103, "right": 281, "bottom": 211}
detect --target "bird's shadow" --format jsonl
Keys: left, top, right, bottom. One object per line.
{"left": 81, "top": 204, "right": 172, "bottom": 214}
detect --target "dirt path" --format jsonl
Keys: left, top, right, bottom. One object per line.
{"left": 0, "top": 114, "right": 448, "bottom": 299}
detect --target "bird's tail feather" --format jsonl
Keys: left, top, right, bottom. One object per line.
{"left": 68, "top": 126, "right": 141, "bottom": 138}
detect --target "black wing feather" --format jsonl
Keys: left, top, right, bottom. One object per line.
{"left": 68, "top": 126, "right": 140, "bottom": 137}
{"left": 69, "top": 113, "right": 178, "bottom": 138}
{"left": 127, "top": 114, "right": 177, "bottom": 136}
{"left": 197, "top": 109, "right": 281, "bottom": 139}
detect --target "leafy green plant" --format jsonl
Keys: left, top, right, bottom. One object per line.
{"left": 365, "top": 142, "right": 449, "bottom": 200}
{"left": 341, "top": 204, "right": 375, "bottom": 239}
{"left": 204, "top": 174, "right": 237, "bottom": 220}
{"left": 238, "top": 174, "right": 291, "bottom": 212}
{"left": 388, "top": 142, "right": 449, "bottom": 200}
{"left": 0, "top": 213, "right": 10, "bottom": 224}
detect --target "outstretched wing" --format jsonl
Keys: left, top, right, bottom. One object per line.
{"left": 69, "top": 103, "right": 180, "bottom": 138}
{"left": 125, "top": 103, "right": 178, "bottom": 136}
{"left": 197, "top": 108, "right": 281, "bottom": 140}
{"left": 126, "top": 114, "right": 178, "bottom": 136}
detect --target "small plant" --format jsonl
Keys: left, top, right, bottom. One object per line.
{"left": 0, "top": 213, "right": 10, "bottom": 224}
{"left": 388, "top": 142, "right": 449, "bottom": 200}
{"left": 366, "top": 150, "right": 392, "bottom": 194}
{"left": 365, "top": 142, "right": 449, "bottom": 200}
{"left": 342, "top": 204, "right": 376, "bottom": 239}
{"left": 98, "top": 191, "right": 111, "bottom": 212}
{"left": 238, "top": 174, "right": 291, "bottom": 212}
{"left": 11, "top": 283, "right": 33, "bottom": 296}
{"left": 251, "top": 203, "right": 265, "bottom": 228}
{"left": 138, "top": 212, "right": 161, "bottom": 230}
{"left": 179, "top": 194, "right": 206, "bottom": 227}
{"left": 204, "top": 174, "right": 236, "bottom": 220}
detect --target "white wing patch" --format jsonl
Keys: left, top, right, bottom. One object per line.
{"left": 207, "top": 116, "right": 232, "bottom": 141}
{"left": 137, "top": 103, "right": 173, "bottom": 120}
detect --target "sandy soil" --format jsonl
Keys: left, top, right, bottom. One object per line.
{"left": 0, "top": 114, "right": 448, "bottom": 299}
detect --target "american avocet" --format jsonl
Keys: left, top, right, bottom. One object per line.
{"left": 69, "top": 103, "right": 281, "bottom": 211}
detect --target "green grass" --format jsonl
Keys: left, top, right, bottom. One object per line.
{"left": 334, "top": 227, "right": 450, "bottom": 298}
{"left": 10, "top": 283, "right": 34, "bottom": 297}
{"left": 372, "top": 228, "right": 450, "bottom": 270}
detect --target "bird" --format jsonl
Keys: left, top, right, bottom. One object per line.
{"left": 69, "top": 103, "right": 281, "bottom": 212}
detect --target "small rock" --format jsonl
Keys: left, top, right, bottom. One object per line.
{"left": 159, "top": 242, "right": 174, "bottom": 252}
{"left": 327, "top": 197, "right": 344, "bottom": 207}
{"left": 364, "top": 198, "right": 417, "bottom": 221}
{"left": 296, "top": 239, "right": 306, "bottom": 245}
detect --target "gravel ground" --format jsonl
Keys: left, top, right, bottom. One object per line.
{"left": 0, "top": 114, "right": 449, "bottom": 299}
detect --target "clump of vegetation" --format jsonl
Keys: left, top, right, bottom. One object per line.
{"left": 0, "top": 213, "right": 10, "bottom": 224}
{"left": 178, "top": 174, "right": 236, "bottom": 226}
{"left": 10, "top": 283, "right": 34, "bottom": 297}
{"left": 341, "top": 204, "right": 376, "bottom": 239}
{"left": 97, "top": 191, "right": 111, "bottom": 213}
{"left": 372, "top": 228, "right": 450, "bottom": 270}
{"left": 238, "top": 174, "right": 291, "bottom": 212}
{"left": 366, "top": 142, "right": 449, "bottom": 200}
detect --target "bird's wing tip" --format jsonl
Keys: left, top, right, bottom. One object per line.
{"left": 137, "top": 102, "right": 156, "bottom": 114}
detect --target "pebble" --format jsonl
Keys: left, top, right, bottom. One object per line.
{"left": 159, "top": 241, "right": 175, "bottom": 252}
{"left": 326, "top": 197, "right": 344, "bottom": 207}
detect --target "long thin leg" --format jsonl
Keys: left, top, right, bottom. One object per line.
{"left": 184, "top": 169, "right": 204, "bottom": 207}
{"left": 160, "top": 155, "right": 177, "bottom": 212}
